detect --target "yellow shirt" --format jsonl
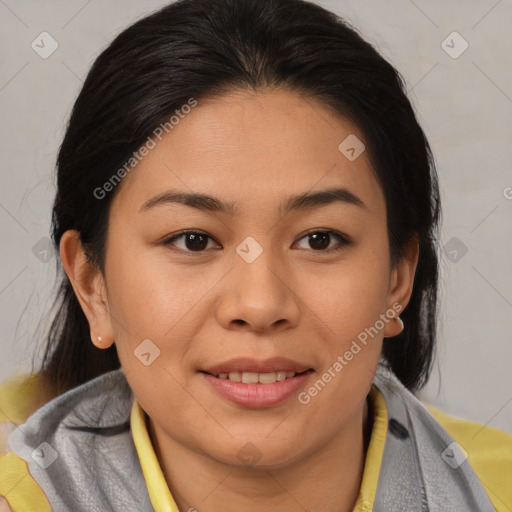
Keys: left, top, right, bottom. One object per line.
{"left": 0, "top": 373, "right": 511, "bottom": 511}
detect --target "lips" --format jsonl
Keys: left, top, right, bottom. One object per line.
{"left": 200, "top": 357, "right": 314, "bottom": 408}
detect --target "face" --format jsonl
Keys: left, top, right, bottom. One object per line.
{"left": 63, "top": 88, "right": 416, "bottom": 470}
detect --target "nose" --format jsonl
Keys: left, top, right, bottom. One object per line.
{"left": 215, "top": 243, "right": 301, "bottom": 334}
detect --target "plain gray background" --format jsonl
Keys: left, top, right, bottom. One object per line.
{"left": 1, "top": 0, "right": 511, "bottom": 433}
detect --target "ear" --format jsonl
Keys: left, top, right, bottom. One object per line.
{"left": 59, "top": 230, "right": 115, "bottom": 349}
{"left": 383, "top": 237, "right": 419, "bottom": 338}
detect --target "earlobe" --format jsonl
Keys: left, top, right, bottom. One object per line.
{"left": 383, "top": 237, "right": 419, "bottom": 338}
{"left": 59, "top": 230, "right": 115, "bottom": 349}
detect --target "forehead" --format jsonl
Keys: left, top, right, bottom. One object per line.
{"left": 110, "top": 88, "right": 385, "bottom": 218}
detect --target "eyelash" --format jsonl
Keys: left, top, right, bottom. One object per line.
{"left": 161, "top": 229, "right": 351, "bottom": 254}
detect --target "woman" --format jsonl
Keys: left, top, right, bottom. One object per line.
{"left": 0, "top": 0, "right": 510, "bottom": 510}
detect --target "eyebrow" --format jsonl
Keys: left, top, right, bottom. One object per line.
{"left": 139, "top": 187, "right": 365, "bottom": 216}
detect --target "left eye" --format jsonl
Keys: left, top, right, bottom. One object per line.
{"left": 294, "top": 230, "right": 350, "bottom": 252}
{"left": 162, "top": 230, "right": 350, "bottom": 253}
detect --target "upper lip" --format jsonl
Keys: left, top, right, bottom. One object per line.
{"left": 202, "top": 357, "right": 313, "bottom": 375}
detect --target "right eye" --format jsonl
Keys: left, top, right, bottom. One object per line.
{"left": 162, "top": 230, "right": 221, "bottom": 252}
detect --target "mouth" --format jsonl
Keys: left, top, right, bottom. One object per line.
{"left": 199, "top": 358, "right": 314, "bottom": 408}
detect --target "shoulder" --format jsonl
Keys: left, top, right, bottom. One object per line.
{"left": 0, "top": 373, "right": 47, "bottom": 455}
{"left": 373, "top": 366, "right": 511, "bottom": 511}
{"left": 0, "top": 373, "right": 53, "bottom": 511}
{"left": 427, "top": 404, "right": 512, "bottom": 512}
{"left": 1, "top": 370, "right": 150, "bottom": 511}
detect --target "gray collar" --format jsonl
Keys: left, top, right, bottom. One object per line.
{"left": 372, "top": 366, "right": 496, "bottom": 512}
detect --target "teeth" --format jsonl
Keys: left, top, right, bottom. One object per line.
{"left": 241, "top": 372, "right": 259, "bottom": 384}
{"left": 258, "top": 372, "right": 276, "bottom": 384}
{"left": 228, "top": 372, "right": 241, "bottom": 382}
{"left": 215, "top": 371, "right": 298, "bottom": 384}
{"left": 276, "top": 371, "right": 287, "bottom": 381}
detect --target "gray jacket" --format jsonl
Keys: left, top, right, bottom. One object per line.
{"left": 7, "top": 366, "right": 497, "bottom": 511}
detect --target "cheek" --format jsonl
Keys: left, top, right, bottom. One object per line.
{"left": 103, "top": 240, "right": 195, "bottom": 365}
{"left": 295, "top": 254, "right": 389, "bottom": 434}
{"left": 297, "top": 231, "right": 390, "bottom": 415}
{"left": 304, "top": 239, "right": 391, "bottom": 346}
{"left": 105, "top": 251, "right": 198, "bottom": 421}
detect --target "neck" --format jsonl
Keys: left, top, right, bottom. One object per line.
{"left": 148, "top": 398, "right": 370, "bottom": 512}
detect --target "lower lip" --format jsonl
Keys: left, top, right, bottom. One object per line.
{"left": 201, "top": 371, "right": 313, "bottom": 408}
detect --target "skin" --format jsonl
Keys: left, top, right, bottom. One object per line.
{"left": 60, "top": 88, "right": 418, "bottom": 512}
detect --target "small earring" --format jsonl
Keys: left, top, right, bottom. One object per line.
{"left": 97, "top": 336, "right": 103, "bottom": 342}
{"left": 384, "top": 316, "right": 404, "bottom": 339}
